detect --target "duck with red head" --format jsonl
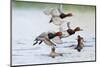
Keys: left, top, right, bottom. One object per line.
{"left": 33, "top": 32, "right": 64, "bottom": 58}
{"left": 59, "top": 22, "right": 83, "bottom": 38}
{"left": 75, "top": 35, "right": 84, "bottom": 52}
{"left": 67, "top": 27, "right": 83, "bottom": 35}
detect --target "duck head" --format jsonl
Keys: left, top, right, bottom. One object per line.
{"left": 74, "top": 27, "right": 83, "bottom": 32}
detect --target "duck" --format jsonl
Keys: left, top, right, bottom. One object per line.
{"left": 33, "top": 32, "right": 63, "bottom": 58}
{"left": 44, "top": 8, "right": 73, "bottom": 25}
{"left": 75, "top": 35, "right": 84, "bottom": 52}
{"left": 49, "top": 13, "right": 72, "bottom": 23}
{"left": 59, "top": 22, "right": 83, "bottom": 38}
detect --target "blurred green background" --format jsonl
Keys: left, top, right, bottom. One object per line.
{"left": 12, "top": 1, "right": 95, "bottom": 13}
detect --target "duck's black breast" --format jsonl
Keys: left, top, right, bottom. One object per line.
{"left": 67, "top": 29, "right": 75, "bottom": 35}
{"left": 48, "top": 33, "right": 56, "bottom": 39}
{"left": 59, "top": 13, "right": 67, "bottom": 19}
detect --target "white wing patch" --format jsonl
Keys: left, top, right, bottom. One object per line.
{"left": 51, "top": 36, "right": 63, "bottom": 44}
{"left": 62, "top": 31, "right": 69, "bottom": 37}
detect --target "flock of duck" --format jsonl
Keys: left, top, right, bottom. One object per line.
{"left": 33, "top": 7, "right": 84, "bottom": 58}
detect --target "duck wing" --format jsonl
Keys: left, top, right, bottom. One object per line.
{"left": 51, "top": 36, "right": 63, "bottom": 44}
